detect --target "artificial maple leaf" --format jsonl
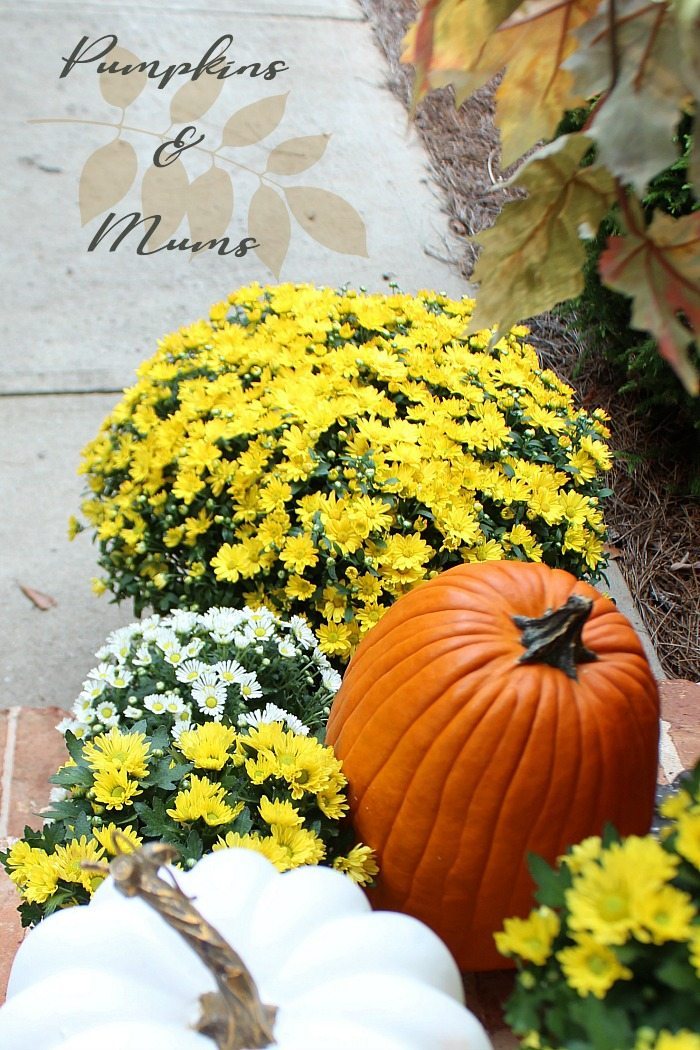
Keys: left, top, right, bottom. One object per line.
{"left": 491, "top": 0, "right": 600, "bottom": 166}
{"left": 402, "top": 0, "right": 524, "bottom": 107}
{"left": 403, "top": 0, "right": 598, "bottom": 166}
{"left": 467, "top": 133, "right": 616, "bottom": 335}
{"left": 566, "top": 0, "right": 694, "bottom": 192}
{"left": 599, "top": 206, "right": 700, "bottom": 394}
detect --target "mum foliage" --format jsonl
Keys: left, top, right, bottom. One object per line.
{"left": 75, "top": 283, "right": 612, "bottom": 661}
{"left": 496, "top": 763, "right": 700, "bottom": 1049}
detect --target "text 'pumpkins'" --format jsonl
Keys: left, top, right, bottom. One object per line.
{"left": 325, "top": 561, "right": 660, "bottom": 971}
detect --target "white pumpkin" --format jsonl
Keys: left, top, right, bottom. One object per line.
{"left": 0, "top": 846, "right": 492, "bottom": 1050}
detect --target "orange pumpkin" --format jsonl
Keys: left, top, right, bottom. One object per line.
{"left": 326, "top": 561, "right": 660, "bottom": 971}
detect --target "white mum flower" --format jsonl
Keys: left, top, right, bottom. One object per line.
{"left": 288, "top": 616, "right": 317, "bottom": 650}
{"left": 55, "top": 717, "right": 79, "bottom": 736}
{"left": 143, "top": 693, "right": 169, "bottom": 716}
{"left": 175, "top": 659, "right": 208, "bottom": 683}
{"left": 131, "top": 644, "right": 153, "bottom": 667}
{"left": 237, "top": 672, "right": 263, "bottom": 702}
{"left": 105, "top": 665, "right": 134, "bottom": 689}
{"left": 182, "top": 638, "right": 205, "bottom": 658}
{"left": 80, "top": 679, "right": 106, "bottom": 701}
{"left": 277, "top": 639, "right": 298, "bottom": 659}
{"left": 123, "top": 705, "right": 143, "bottom": 719}
{"left": 87, "top": 662, "right": 114, "bottom": 683}
{"left": 238, "top": 703, "right": 309, "bottom": 735}
{"left": 320, "top": 665, "right": 342, "bottom": 692}
{"left": 96, "top": 701, "right": 121, "bottom": 725}
{"left": 154, "top": 629, "right": 179, "bottom": 654}
{"left": 192, "top": 674, "right": 227, "bottom": 717}
{"left": 72, "top": 693, "right": 95, "bottom": 718}
{"left": 167, "top": 610, "right": 200, "bottom": 634}
{"left": 214, "top": 659, "right": 245, "bottom": 684}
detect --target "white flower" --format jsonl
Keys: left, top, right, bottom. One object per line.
{"left": 87, "top": 662, "right": 115, "bottom": 683}
{"left": 277, "top": 639, "right": 298, "bottom": 659}
{"left": 214, "top": 659, "right": 245, "bottom": 684}
{"left": 123, "top": 705, "right": 143, "bottom": 719}
{"left": 191, "top": 674, "right": 227, "bottom": 718}
{"left": 182, "top": 638, "right": 205, "bottom": 658}
{"left": 171, "top": 717, "right": 193, "bottom": 741}
{"left": 56, "top": 717, "right": 79, "bottom": 736}
{"left": 79, "top": 679, "right": 106, "bottom": 701}
{"left": 105, "top": 666, "right": 134, "bottom": 689}
{"left": 143, "top": 693, "right": 169, "bottom": 716}
{"left": 319, "top": 665, "right": 342, "bottom": 692}
{"left": 201, "top": 607, "right": 245, "bottom": 642}
{"left": 49, "top": 786, "right": 69, "bottom": 804}
{"left": 139, "top": 615, "right": 163, "bottom": 641}
{"left": 131, "top": 644, "right": 153, "bottom": 667}
{"left": 163, "top": 647, "right": 186, "bottom": 667}
{"left": 238, "top": 703, "right": 309, "bottom": 735}
{"left": 237, "top": 672, "right": 263, "bottom": 702}
{"left": 242, "top": 621, "right": 275, "bottom": 644}
{"left": 175, "top": 659, "right": 208, "bottom": 683}
{"left": 162, "top": 691, "right": 186, "bottom": 714}
{"left": 288, "top": 615, "right": 316, "bottom": 650}
{"left": 96, "top": 701, "right": 121, "bottom": 726}
{"left": 154, "top": 629, "right": 179, "bottom": 654}
{"left": 167, "top": 610, "right": 200, "bottom": 634}
{"left": 70, "top": 722, "right": 92, "bottom": 740}
{"left": 72, "top": 693, "right": 95, "bottom": 719}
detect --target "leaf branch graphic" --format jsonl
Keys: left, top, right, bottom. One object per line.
{"left": 29, "top": 72, "right": 367, "bottom": 273}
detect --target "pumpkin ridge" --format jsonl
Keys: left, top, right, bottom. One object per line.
{"left": 348, "top": 653, "right": 519, "bottom": 828}
{"left": 435, "top": 671, "right": 562, "bottom": 937}
{"left": 379, "top": 675, "right": 518, "bottom": 895}
{"left": 335, "top": 636, "right": 509, "bottom": 770}
{"left": 400, "top": 671, "right": 547, "bottom": 919}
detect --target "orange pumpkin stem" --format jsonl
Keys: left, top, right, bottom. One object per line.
{"left": 514, "top": 594, "right": 598, "bottom": 680}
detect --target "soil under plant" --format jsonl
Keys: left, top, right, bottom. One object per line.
{"left": 359, "top": 0, "right": 700, "bottom": 682}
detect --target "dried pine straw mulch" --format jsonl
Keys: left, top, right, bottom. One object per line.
{"left": 360, "top": 0, "right": 700, "bottom": 681}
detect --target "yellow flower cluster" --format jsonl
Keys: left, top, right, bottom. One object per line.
{"left": 76, "top": 284, "right": 611, "bottom": 658}
{"left": 5, "top": 823, "right": 142, "bottom": 905}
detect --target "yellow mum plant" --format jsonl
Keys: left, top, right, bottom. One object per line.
{"left": 1, "top": 719, "right": 377, "bottom": 927}
{"left": 496, "top": 762, "right": 700, "bottom": 1049}
{"left": 74, "top": 283, "right": 613, "bottom": 661}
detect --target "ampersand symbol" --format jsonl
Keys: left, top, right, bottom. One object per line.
{"left": 153, "top": 125, "right": 205, "bottom": 168}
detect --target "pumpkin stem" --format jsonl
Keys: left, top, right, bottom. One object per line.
{"left": 513, "top": 594, "right": 598, "bottom": 680}
{"left": 108, "top": 842, "right": 277, "bottom": 1049}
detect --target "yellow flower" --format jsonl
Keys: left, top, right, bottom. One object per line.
{"left": 175, "top": 723, "right": 237, "bottom": 771}
{"left": 259, "top": 795, "right": 303, "bottom": 828}
{"left": 92, "top": 823, "right": 143, "bottom": 856}
{"left": 317, "top": 621, "right": 354, "bottom": 658}
{"left": 659, "top": 788, "right": 693, "bottom": 821}
{"left": 562, "top": 836, "right": 602, "bottom": 876}
{"left": 566, "top": 836, "right": 678, "bottom": 945}
{"left": 167, "top": 775, "right": 243, "bottom": 826}
{"left": 495, "top": 907, "right": 560, "bottom": 965}
{"left": 688, "top": 926, "right": 700, "bottom": 976}
{"left": 92, "top": 766, "right": 143, "bottom": 810}
{"left": 557, "top": 935, "right": 633, "bottom": 999}
{"left": 332, "top": 844, "right": 379, "bottom": 886}
{"left": 17, "top": 853, "right": 61, "bottom": 904}
{"left": 267, "top": 825, "right": 326, "bottom": 870}
{"left": 634, "top": 884, "right": 696, "bottom": 944}
{"left": 653, "top": 1032, "right": 700, "bottom": 1050}
{"left": 83, "top": 727, "right": 150, "bottom": 780}
{"left": 676, "top": 810, "right": 700, "bottom": 869}
{"left": 280, "top": 534, "right": 318, "bottom": 573}
{"left": 52, "top": 837, "right": 106, "bottom": 893}
{"left": 213, "top": 830, "right": 288, "bottom": 869}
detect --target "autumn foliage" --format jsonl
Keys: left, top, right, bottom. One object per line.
{"left": 403, "top": 0, "right": 700, "bottom": 394}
